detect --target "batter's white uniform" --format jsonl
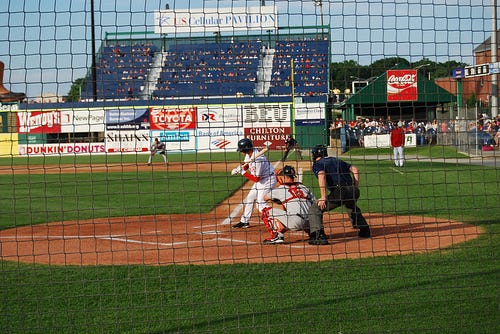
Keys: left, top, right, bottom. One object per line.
{"left": 266, "top": 182, "right": 316, "bottom": 231}
{"left": 239, "top": 149, "right": 276, "bottom": 225}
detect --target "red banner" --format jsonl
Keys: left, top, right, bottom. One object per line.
{"left": 244, "top": 126, "right": 290, "bottom": 149}
{"left": 387, "top": 70, "right": 418, "bottom": 101}
{"left": 149, "top": 107, "right": 197, "bottom": 130}
{"left": 17, "top": 111, "right": 64, "bottom": 134}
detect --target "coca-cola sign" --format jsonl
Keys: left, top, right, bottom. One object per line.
{"left": 386, "top": 70, "right": 418, "bottom": 101}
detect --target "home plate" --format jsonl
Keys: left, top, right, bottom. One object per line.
{"left": 197, "top": 231, "right": 222, "bottom": 235}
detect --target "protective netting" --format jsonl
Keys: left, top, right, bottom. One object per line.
{"left": 0, "top": 1, "right": 499, "bottom": 333}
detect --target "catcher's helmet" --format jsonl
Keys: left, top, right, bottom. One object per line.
{"left": 279, "top": 165, "right": 296, "bottom": 178}
{"left": 237, "top": 138, "right": 254, "bottom": 152}
{"left": 311, "top": 144, "right": 328, "bottom": 160}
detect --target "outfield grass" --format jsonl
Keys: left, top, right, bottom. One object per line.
{"left": 0, "top": 153, "right": 499, "bottom": 333}
{"left": 344, "top": 145, "right": 470, "bottom": 159}
{"left": 0, "top": 150, "right": 285, "bottom": 166}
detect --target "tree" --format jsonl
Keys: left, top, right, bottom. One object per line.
{"left": 370, "top": 57, "right": 410, "bottom": 76}
{"left": 330, "top": 57, "right": 471, "bottom": 95}
{"left": 66, "top": 77, "right": 86, "bottom": 102}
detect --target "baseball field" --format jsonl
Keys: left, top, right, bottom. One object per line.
{"left": 0, "top": 146, "right": 498, "bottom": 333}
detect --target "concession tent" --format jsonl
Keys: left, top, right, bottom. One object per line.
{"left": 340, "top": 67, "right": 456, "bottom": 121}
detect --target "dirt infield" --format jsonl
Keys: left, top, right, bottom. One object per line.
{"left": 0, "top": 161, "right": 482, "bottom": 265}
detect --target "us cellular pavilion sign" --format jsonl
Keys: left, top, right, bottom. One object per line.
{"left": 154, "top": 6, "right": 278, "bottom": 34}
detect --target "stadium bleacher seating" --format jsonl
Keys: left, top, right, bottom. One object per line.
{"left": 81, "top": 38, "right": 329, "bottom": 101}
{"left": 81, "top": 44, "right": 158, "bottom": 100}
{"left": 269, "top": 39, "right": 329, "bottom": 97}
{"left": 153, "top": 41, "right": 261, "bottom": 98}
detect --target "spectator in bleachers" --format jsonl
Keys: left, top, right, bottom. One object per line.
{"left": 415, "top": 122, "right": 426, "bottom": 146}
{"left": 425, "top": 120, "right": 437, "bottom": 145}
{"left": 440, "top": 120, "right": 451, "bottom": 145}
{"left": 491, "top": 118, "right": 500, "bottom": 149}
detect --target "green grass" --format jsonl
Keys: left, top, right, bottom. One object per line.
{"left": 0, "top": 150, "right": 286, "bottom": 166}
{"left": 0, "top": 171, "right": 246, "bottom": 228}
{"left": 0, "top": 155, "right": 499, "bottom": 333}
{"left": 344, "top": 145, "right": 469, "bottom": 159}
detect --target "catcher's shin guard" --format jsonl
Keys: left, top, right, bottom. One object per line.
{"left": 261, "top": 208, "right": 288, "bottom": 238}
{"left": 261, "top": 207, "right": 276, "bottom": 239}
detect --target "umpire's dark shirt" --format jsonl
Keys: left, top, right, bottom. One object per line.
{"left": 312, "top": 156, "right": 353, "bottom": 190}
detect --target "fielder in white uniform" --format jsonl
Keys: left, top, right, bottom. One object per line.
{"left": 148, "top": 138, "right": 168, "bottom": 165}
{"left": 231, "top": 138, "right": 276, "bottom": 229}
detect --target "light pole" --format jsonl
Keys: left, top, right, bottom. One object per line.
{"left": 491, "top": 0, "right": 498, "bottom": 117}
{"left": 90, "top": 0, "right": 97, "bottom": 101}
{"left": 161, "top": 3, "right": 170, "bottom": 51}
{"left": 313, "top": 0, "right": 324, "bottom": 37}
{"left": 415, "top": 63, "right": 431, "bottom": 80}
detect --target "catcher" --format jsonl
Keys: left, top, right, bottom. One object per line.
{"left": 261, "top": 165, "right": 329, "bottom": 245}
{"left": 147, "top": 138, "right": 168, "bottom": 165}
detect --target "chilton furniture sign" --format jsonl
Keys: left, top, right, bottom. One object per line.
{"left": 154, "top": 6, "right": 278, "bottom": 34}
{"left": 386, "top": 69, "right": 418, "bottom": 101}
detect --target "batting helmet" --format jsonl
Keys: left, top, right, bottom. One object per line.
{"left": 311, "top": 144, "right": 328, "bottom": 160}
{"left": 237, "top": 138, "right": 254, "bottom": 152}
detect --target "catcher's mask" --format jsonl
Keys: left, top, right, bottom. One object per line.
{"left": 276, "top": 165, "right": 296, "bottom": 185}
{"left": 279, "top": 165, "right": 296, "bottom": 178}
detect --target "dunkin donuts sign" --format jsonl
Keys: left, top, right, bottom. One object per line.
{"left": 386, "top": 70, "right": 418, "bottom": 101}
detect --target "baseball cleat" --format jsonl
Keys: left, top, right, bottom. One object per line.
{"left": 232, "top": 222, "right": 249, "bottom": 228}
{"left": 358, "top": 226, "right": 371, "bottom": 238}
{"left": 308, "top": 229, "right": 329, "bottom": 245}
{"left": 263, "top": 235, "right": 285, "bottom": 244}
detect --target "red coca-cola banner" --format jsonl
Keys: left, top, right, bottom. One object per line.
{"left": 386, "top": 70, "right": 418, "bottom": 101}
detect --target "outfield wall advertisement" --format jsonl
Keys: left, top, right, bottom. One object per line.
{"left": 17, "top": 109, "right": 105, "bottom": 134}
{"left": 242, "top": 103, "right": 290, "bottom": 149}
{"left": 18, "top": 143, "right": 106, "bottom": 155}
{"left": 363, "top": 134, "right": 417, "bottom": 148}
{"left": 12, "top": 102, "right": 321, "bottom": 156}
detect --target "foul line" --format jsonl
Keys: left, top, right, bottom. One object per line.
{"left": 390, "top": 167, "right": 405, "bottom": 174}
{"left": 100, "top": 236, "right": 256, "bottom": 247}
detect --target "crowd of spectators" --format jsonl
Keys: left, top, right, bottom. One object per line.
{"left": 81, "top": 43, "right": 157, "bottom": 100}
{"left": 154, "top": 41, "right": 260, "bottom": 97}
{"left": 330, "top": 113, "right": 500, "bottom": 149}
{"left": 270, "top": 39, "right": 329, "bottom": 97}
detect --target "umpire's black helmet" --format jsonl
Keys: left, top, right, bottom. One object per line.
{"left": 279, "top": 165, "right": 297, "bottom": 178}
{"left": 237, "top": 138, "right": 254, "bottom": 152}
{"left": 311, "top": 144, "right": 328, "bottom": 160}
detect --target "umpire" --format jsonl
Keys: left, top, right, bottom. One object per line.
{"left": 308, "top": 144, "right": 371, "bottom": 238}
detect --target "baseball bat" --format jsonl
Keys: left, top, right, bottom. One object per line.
{"left": 235, "top": 146, "right": 269, "bottom": 169}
